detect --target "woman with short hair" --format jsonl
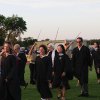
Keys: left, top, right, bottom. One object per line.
{"left": 35, "top": 45, "right": 52, "bottom": 100}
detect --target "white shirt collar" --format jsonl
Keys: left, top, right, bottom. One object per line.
{"left": 78, "top": 45, "right": 83, "bottom": 51}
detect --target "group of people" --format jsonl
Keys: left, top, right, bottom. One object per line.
{"left": 0, "top": 37, "right": 100, "bottom": 100}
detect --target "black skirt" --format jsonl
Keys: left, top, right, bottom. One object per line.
{"left": 52, "top": 74, "right": 69, "bottom": 90}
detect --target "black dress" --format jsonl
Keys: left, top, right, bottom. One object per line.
{"left": 35, "top": 55, "right": 52, "bottom": 99}
{"left": 0, "top": 56, "right": 6, "bottom": 100}
{"left": 52, "top": 52, "right": 70, "bottom": 89}
{"left": 72, "top": 45, "right": 92, "bottom": 84}
{"left": 0, "top": 54, "right": 21, "bottom": 100}
{"left": 91, "top": 48, "right": 100, "bottom": 79}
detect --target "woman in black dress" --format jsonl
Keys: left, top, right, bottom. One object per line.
{"left": 91, "top": 42, "right": 100, "bottom": 84}
{"left": 0, "top": 41, "right": 21, "bottom": 100}
{"left": 52, "top": 44, "right": 70, "bottom": 100}
{"left": 35, "top": 45, "right": 52, "bottom": 100}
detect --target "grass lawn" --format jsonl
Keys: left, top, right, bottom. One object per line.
{"left": 22, "top": 65, "right": 100, "bottom": 100}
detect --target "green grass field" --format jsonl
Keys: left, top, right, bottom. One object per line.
{"left": 22, "top": 65, "right": 100, "bottom": 100}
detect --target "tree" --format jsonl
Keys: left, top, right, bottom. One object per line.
{"left": 17, "top": 37, "right": 37, "bottom": 47}
{"left": 0, "top": 14, "right": 27, "bottom": 43}
{"left": 45, "top": 38, "right": 50, "bottom": 41}
{"left": 0, "top": 15, "right": 6, "bottom": 45}
{"left": 5, "top": 15, "right": 27, "bottom": 42}
{"left": 0, "top": 15, "right": 6, "bottom": 28}
{"left": 0, "top": 29, "right": 6, "bottom": 46}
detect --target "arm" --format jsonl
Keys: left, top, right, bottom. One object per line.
{"left": 28, "top": 43, "right": 36, "bottom": 55}
{"left": 64, "top": 54, "right": 73, "bottom": 80}
{"left": 47, "top": 57, "right": 52, "bottom": 81}
{"left": 72, "top": 49, "right": 76, "bottom": 69}
{"left": 0, "top": 49, "right": 5, "bottom": 56}
{"left": 65, "top": 41, "right": 73, "bottom": 51}
{"left": 62, "top": 55, "right": 71, "bottom": 77}
{"left": 87, "top": 48, "right": 93, "bottom": 70}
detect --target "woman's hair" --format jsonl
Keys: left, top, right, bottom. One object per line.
{"left": 3, "top": 41, "right": 13, "bottom": 54}
{"left": 57, "top": 44, "right": 65, "bottom": 54}
{"left": 39, "top": 44, "right": 48, "bottom": 54}
{"left": 4, "top": 41, "right": 12, "bottom": 45}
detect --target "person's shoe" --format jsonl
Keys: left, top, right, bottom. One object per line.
{"left": 30, "top": 81, "right": 35, "bottom": 85}
{"left": 41, "top": 98, "right": 46, "bottom": 100}
{"left": 57, "top": 94, "right": 61, "bottom": 99}
{"left": 49, "top": 83, "right": 52, "bottom": 89}
{"left": 84, "top": 93, "right": 89, "bottom": 97}
{"left": 61, "top": 96, "right": 65, "bottom": 100}
{"left": 78, "top": 94, "right": 83, "bottom": 97}
{"left": 98, "top": 80, "right": 100, "bottom": 84}
{"left": 24, "top": 83, "right": 28, "bottom": 89}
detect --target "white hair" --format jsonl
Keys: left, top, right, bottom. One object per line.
{"left": 14, "top": 44, "right": 20, "bottom": 50}
{"left": 20, "top": 47, "right": 25, "bottom": 51}
{"left": 48, "top": 43, "right": 55, "bottom": 49}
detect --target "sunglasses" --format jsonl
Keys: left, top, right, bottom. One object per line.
{"left": 76, "top": 41, "right": 82, "bottom": 43}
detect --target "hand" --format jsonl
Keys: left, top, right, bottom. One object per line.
{"left": 62, "top": 72, "right": 66, "bottom": 77}
{"left": 5, "top": 79, "right": 8, "bottom": 82}
{"left": 32, "top": 43, "right": 37, "bottom": 47}
{"left": 97, "top": 68, "right": 100, "bottom": 74}
{"left": 52, "top": 72, "right": 54, "bottom": 76}
{"left": 0, "top": 49, "right": 5, "bottom": 56}
{"left": 17, "top": 57, "right": 21, "bottom": 60}
{"left": 34, "top": 43, "right": 37, "bottom": 46}
{"left": 48, "top": 80, "right": 51, "bottom": 83}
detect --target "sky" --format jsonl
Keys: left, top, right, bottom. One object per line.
{"left": 0, "top": 0, "right": 100, "bottom": 40}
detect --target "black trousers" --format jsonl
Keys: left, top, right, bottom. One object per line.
{"left": 0, "top": 78, "right": 6, "bottom": 100}
{"left": 95, "top": 66, "right": 100, "bottom": 79}
{"left": 18, "top": 65, "right": 26, "bottom": 86}
{"left": 81, "top": 83, "right": 88, "bottom": 94}
{"left": 29, "top": 63, "right": 36, "bottom": 83}
{"left": 6, "top": 82, "right": 21, "bottom": 100}
{"left": 0, "top": 79, "right": 21, "bottom": 100}
{"left": 79, "top": 78, "right": 88, "bottom": 94}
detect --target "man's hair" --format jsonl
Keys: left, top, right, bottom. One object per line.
{"left": 48, "top": 43, "right": 55, "bottom": 49}
{"left": 14, "top": 44, "right": 20, "bottom": 50}
{"left": 77, "top": 37, "right": 83, "bottom": 42}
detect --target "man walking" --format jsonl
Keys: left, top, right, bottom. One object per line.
{"left": 72, "top": 37, "right": 92, "bottom": 97}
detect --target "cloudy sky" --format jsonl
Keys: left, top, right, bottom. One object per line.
{"left": 0, "top": 0, "right": 100, "bottom": 40}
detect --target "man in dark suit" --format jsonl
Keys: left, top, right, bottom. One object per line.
{"left": 18, "top": 47, "right": 28, "bottom": 88}
{"left": 72, "top": 37, "right": 92, "bottom": 97}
